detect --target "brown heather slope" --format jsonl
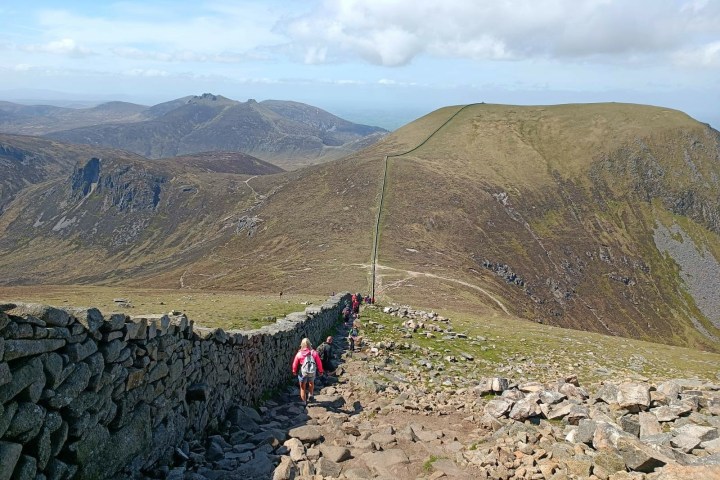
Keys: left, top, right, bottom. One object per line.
{"left": 1, "top": 103, "right": 720, "bottom": 352}
{"left": 374, "top": 103, "right": 720, "bottom": 351}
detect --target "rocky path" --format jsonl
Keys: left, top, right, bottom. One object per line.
{"left": 151, "top": 306, "right": 720, "bottom": 480}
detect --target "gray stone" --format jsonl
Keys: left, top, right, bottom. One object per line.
{"left": 617, "top": 383, "right": 651, "bottom": 412}
{"left": 0, "top": 402, "right": 17, "bottom": 438}
{"left": 642, "top": 433, "right": 672, "bottom": 446}
{"left": 48, "top": 362, "right": 90, "bottom": 409}
{"left": 0, "top": 363, "right": 9, "bottom": 387}
{"left": 593, "top": 450, "right": 627, "bottom": 480}
{"left": 485, "top": 398, "right": 514, "bottom": 418}
{"left": 288, "top": 425, "right": 323, "bottom": 443}
{"left": 639, "top": 411, "right": 663, "bottom": 438}
{"left": 73, "top": 404, "right": 151, "bottom": 479}
{"left": 99, "top": 339, "right": 126, "bottom": 363}
{"left": 595, "top": 383, "right": 620, "bottom": 404}
{"left": 620, "top": 414, "right": 641, "bottom": 437}
{"left": 509, "top": 395, "right": 540, "bottom": 421}
{"left": 50, "top": 421, "right": 68, "bottom": 457}
{"left": 671, "top": 433, "right": 702, "bottom": 453}
{"left": 674, "top": 424, "right": 718, "bottom": 442}
{"left": 361, "top": 449, "right": 409, "bottom": 476}
{"left": 491, "top": 377, "right": 510, "bottom": 392}
{"left": 42, "top": 352, "right": 64, "bottom": 388}
{"left": 31, "top": 426, "right": 52, "bottom": 470}
{"left": 5, "top": 402, "right": 45, "bottom": 442}
{"left": 0, "top": 441, "right": 22, "bottom": 480}
{"left": 65, "top": 339, "right": 98, "bottom": 363}
{"left": 567, "top": 404, "right": 590, "bottom": 425}
{"left": 235, "top": 454, "right": 275, "bottom": 478}
{"left": 205, "top": 438, "right": 224, "bottom": 461}
{"left": 102, "top": 313, "right": 126, "bottom": 332}
{"left": 320, "top": 445, "right": 351, "bottom": 462}
{"left": 67, "top": 308, "right": 104, "bottom": 334}
{"left": 657, "top": 381, "right": 682, "bottom": 400}
{"left": 12, "top": 455, "right": 36, "bottom": 480}
{"left": 343, "top": 467, "right": 373, "bottom": 479}
{"left": 576, "top": 419, "right": 597, "bottom": 445}
{"left": 45, "top": 458, "right": 72, "bottom": 480}
{"left": 272, "top": 456, "right": 295, "bottom": 480}
{"left": 539, "top": 390, "right": 566, "bottom": 405}
{"left": 593, "top": 421, "right": 627, "bottom": 451}
{"left": 547, "top": 402, "right": 574, "bottom": 420}
{"left": 8, "top": 304, "right": 70, "bottom": 327}
{"left": 3, "top": 339, "right": 65, "bottom": 361}
{"left": 652, "top": 405, "right": 679, "bottom": 422}
{"left": 315, "top": 457, "right": 343, "bottom": 477}
{"left": 617, "top": 436, "right": 671, "bottom": 473}
{"left": 701, "top": 437, "right": 720, "bottom": 454}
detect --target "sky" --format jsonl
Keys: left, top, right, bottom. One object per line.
{"left": 1, "top": 0, "right": 719, "bottom": 129}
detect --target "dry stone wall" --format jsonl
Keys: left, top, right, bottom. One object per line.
{"left": 0, "top": 293, "right": 350, "bottom": 480}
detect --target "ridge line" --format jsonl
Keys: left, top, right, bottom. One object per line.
{"left": 370, "top": 103, "right": 480, "bottom": 300}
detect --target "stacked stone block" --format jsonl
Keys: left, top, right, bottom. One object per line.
{"left": 0, "top": 293, "right": 349, "bottom": 479}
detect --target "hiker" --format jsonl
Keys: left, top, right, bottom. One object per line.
{"left": 342, "top": 306, "right": 351, "bottom": 325}
{"left": 348, "top": 322, "right": 361, "bottom": 353}
{"left": 291, "top": 338, "right": 323, "bottom": 404}
{"left": 352, "top": 297, "right": 360, "bottom": 315}
{"left": 316, "top": 336, "right": 335, "bottom": 373}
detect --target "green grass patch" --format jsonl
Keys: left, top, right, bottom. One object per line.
{"left": 423, "top": 455, "right": 443, "bottom": 472}
{"left": 0, "top": 285, "right": 326, "bottom": 331}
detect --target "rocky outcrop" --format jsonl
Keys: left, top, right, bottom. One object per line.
{"left": 0, "top": 294, "right": 349, "bottom": 479}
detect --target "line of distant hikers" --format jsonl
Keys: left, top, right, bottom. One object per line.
{"left": 291, "top": 292, "right": 372, "bottom": 404}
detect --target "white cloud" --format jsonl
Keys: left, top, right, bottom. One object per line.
{"left": 33, "top": 5, "right": 284, "bottom": 59}
{"left": 674, "top": 41, "right": 720, "bottom": 68}
{"left": 22, "top": 38, "right": 94, "bottom": 57}
{"left": 123, "top": 68, "right": 171, "bottom": 77}
{"left": 281, "top": 0, "right": 720, "bottom": 66}
{"left": 13, "top": 64, "right": 32, "bottom": 71}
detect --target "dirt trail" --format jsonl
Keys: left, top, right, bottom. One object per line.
{"left": 352, "top": 262, "right": 511, "bottom": 316}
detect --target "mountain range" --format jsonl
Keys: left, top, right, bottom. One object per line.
{"left": 0, "top": 94, "right": 388, "bottom": 170}
{"left": 1, "top": 101, "right": 720, "bottom": 353}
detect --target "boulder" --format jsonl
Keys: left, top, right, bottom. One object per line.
{"left": 670, "top": 434, "right": 701, "bottom": 453}
{"left": 320, "top": 445, "right": 350, "bottom": 463}
{"left": 617, "top": 436, "right": 672, "bottom": 473}
{"left": 639, "top": 412, "right": 662, "bottom": 439}
{"left": 674, "top": 424, "right": 718, "bottom": 442}
{"left": 617, "top": 383, "right": 651, "bottom": 412}
{"left": 0, "top": 441, "right": 22, "bottom": 480}
{"left": 288, "top": 425, "right": 323, "bottom": 444}
{"left": 485, "top": 398, "right": 514, "bottom": 418}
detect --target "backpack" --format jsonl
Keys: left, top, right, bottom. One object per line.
{"left": 300, "top": 351, "right": 317, "bottom": 377}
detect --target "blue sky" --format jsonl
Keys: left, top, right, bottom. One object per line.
{"left": 1, "top": 0, "right": 719, "bottom": 129}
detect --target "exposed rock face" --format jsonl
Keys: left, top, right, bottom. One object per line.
{"left": 0, "top": 294, "right": 350, "bottom": 479}
{"left": 70, "top": 158, "right": 166, "bottom": 212}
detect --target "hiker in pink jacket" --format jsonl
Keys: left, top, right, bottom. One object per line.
{"left": 291, "top": 338, "right": 324, "bottom": 405}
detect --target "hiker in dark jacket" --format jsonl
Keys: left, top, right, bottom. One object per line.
{"left": 316, "top": 336, "right": 335, "bottom": 373}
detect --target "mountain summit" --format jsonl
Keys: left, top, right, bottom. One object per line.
{"left": 35, "top": 94, "right": 387, "bottom": 169}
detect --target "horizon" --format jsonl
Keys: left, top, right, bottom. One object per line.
{"left": 1, "top": 1, "right": 720, "bottom": 130}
